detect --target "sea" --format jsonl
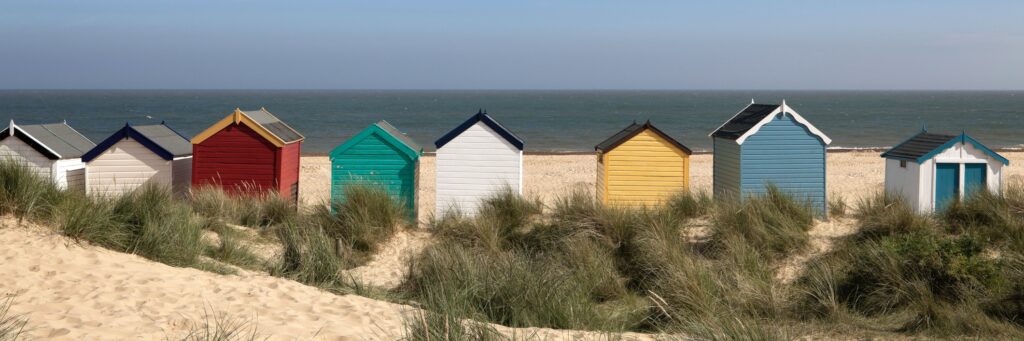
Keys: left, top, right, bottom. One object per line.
{"left": 0, "top": 90, "right": 1021, "bottom": 154}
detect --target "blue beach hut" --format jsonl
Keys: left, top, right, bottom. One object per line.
{"left": 709, "top": 101, "right": 832, "bottom": 215}
{"left": 330, "top": 121, "right": 422, "bottom": 220}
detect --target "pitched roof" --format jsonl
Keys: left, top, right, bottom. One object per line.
{"left": 240, "top": 108, "right": 304, "bottom": 144}
{"left": 434, "top": 111, "right": 524, "bottom": 150}
{"left": 375, "top": 120, "right": 421, "bottom": 153}
{"left": 133, "top": 124, "right": 193, "bottom": 158}
{"left": 0, "top": 121, "right": 95, "bottom": 159}
{"left": 880, "top": 131, "right": 958, "bottom": 161}
{"left": 83, "top": 123, "right": 192, "bottom": 162}
{"left": 330, "top": 120, "right": 422, "bottom": 160}
{"left": 709, "top": 101, "right": 832, "bottom": 145}
{"left": 595, "top": 121, "right": 692, "bottom": 154}
{"left": 710, "top": 104, "right": 780, "bottom": 140}
{"left": 191, "top": 108, "right": 304, "bottom": 147}
{"left": 881, "top": 131, "right": 1009, "bottom": 165}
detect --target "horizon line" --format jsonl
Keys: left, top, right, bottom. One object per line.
{"left": 0, "top": 88, "right": 1022, "bottom": 92}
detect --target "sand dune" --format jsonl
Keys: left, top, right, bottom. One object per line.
{"left": 6, "top": 151, "right": 1024, "bottom": 339}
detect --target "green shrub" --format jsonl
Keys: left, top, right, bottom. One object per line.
{"left": 325, "top": 185, "right": 407, "bottom": 252}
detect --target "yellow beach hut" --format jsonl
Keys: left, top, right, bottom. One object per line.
{"left": 595, "top": 121, "right": 692, "bottom": 206}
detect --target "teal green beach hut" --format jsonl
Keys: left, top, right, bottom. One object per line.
{"left": 709, "top": 100, "right": 832, "bottom": 216}
{"left": 330, "top": 121, "right": 422, "bottom": 220}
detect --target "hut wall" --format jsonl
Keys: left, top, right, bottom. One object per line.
{"left": 884, "top": 158, "right": 923, "bottom": 212}
{"left": 712, "top": 137, "right": 741, "bottom": 201}
{"left": 435, "top": 121, "right": 522, "bottom": 215}
{"left": 0, "top": 137, "right": 53, "bottom": 180}
{"left": 602, "top": 129, "right": 688, "bottom": 206}
{"left": 739, "top": 115, "right": 827, "bottom": 214}
{"left": 276, "top": 141, "right": 301, "bottom": 200}
{"left": 52, "top": 158, "right": 86, "bottom": 190}
{"left": 86, "top": 138, "right": 172, "bottom": 196}
{"left": 331, "top": 132, "right": 417, "bottom": 217}
{"left": 192, "top": 123, "right": 277, "bottom": 194}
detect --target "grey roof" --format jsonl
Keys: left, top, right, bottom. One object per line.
{"left": 15, "top": 122, "right": 95, "bottom": 158}
{"left": 711, "top": 104, "right": 781, "bottom": 140}
{"left": 881, "top": 131, "right": 957, "bottom": 161}
{"left": 133, "top": 124, "right": 193, "bottom": 157}
{"left": 241, "top": 108, "right": 304, "bottom": 144}
{"left": 375, "top": 120, "right": 421, "bottom": 152}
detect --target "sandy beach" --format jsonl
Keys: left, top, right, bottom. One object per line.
{"left": 4, "top": 150, "right": 1024, "bottom": 339}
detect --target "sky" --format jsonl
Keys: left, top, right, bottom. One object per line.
{"left": 0, "top": 0, "right": 1022, "bottom": 90}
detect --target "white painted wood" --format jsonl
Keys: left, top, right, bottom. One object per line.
{"left": 171, "top": 157, "right": 193, "bottom": 196}
{"left": 0, "top": 137, "right": 54, "bottom": 181}
{"left": 885, "top": 141, "right": 1004, "bottom": 213}
{"left": 86, "top": 138, "right": 173, "bottom": 196}
{"left": 435, "top": 122, "right": 523, "bottom": 216}
{"left": 52, "top": 159, "right": 85, "bottom": 189}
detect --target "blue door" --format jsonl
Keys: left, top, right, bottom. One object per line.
{"left": 935, "top": 163, "right": 960, "bottom": 210}
{"left": 964, "top": 163, "right": 987, "bottom": 196}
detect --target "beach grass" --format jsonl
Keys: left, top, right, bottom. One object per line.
{"left": 0, "top": 296, "right": 27, "bottom": 341}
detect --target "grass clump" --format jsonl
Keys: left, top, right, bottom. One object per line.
{"left": 190, "top": 186, "right": 296, "bottom": 229}
{"left": 271, "top": 221, "right": 344, "bottom": 287}
{"left": 0, "top": 296, "right": 27, "bottom": 341}
{"left": 0, "top": 160, "right": 62, "bottom": 221}
{"left": 178, "top": 308, "right": 262, "bottom": 341}
{"left": 205, "top": 226, "right": 265, "bottom": 271}
{"left": 710, "top": 186, "right": 815, "bottom": 258}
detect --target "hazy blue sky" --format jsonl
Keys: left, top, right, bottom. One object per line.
{"left": 1, "top": 0, "right": 1022, "bottom": 90}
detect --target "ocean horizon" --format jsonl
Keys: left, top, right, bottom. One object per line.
{"left": 1, "top": 89, "right": 1022, "bottom": 154}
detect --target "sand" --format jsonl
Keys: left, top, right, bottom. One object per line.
{"left": 6, "top": 151, "right": 1024, "bottom": 339}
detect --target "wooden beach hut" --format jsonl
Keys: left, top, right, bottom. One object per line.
{"left": 82, "top": 123, "right": 193, "bottom": 196}
{"left": 0, "top": 120, "right": 95, "bottom": 191}
{"left": 595, "top": 121, "right": 692, "bottom": 206}
{"left": 881, "top": 130, "right": 1008, "bottom": 213}
{"left": 709, "top": 101, "right": 831, "bottom": 215}
{"left": 434, "top": 110, "right": 524, "bottom": 216}
{"left": 330, "top": 121, "right": 422, "bottom": 220}
{"left": 191, "top": 108, "right": 304, "bottom": 202}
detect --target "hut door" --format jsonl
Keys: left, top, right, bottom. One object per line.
{"left": 66, "top": 168, "right": 86, "bottom": 193}
{"left": 964, "top": 163, "right": 987, "bottom": 196}
{"left": 935, "top": 163, "right": 960, "bottom": 210}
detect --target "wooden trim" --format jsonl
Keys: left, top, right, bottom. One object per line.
{"left": 191, "top": 109, "right": 287, "bottom": 147}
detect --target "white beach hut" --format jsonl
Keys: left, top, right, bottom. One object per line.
{"left": 0, "top": 120, "right": 96, "bottom": 191}
{"left": 881, "top": 130, "right": 1009, "bottom": 213}
{"left": 83, "top": 123, "right": 194, "bottom": 196}
{"left": 434, "top": 110, "right": 525, "bottom": 215}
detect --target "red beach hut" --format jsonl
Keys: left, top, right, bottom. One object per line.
{"left": 191, "top": 108, "right": 304, "bottom": 201}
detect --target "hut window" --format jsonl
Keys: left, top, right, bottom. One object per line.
{"left": 899, "top": 160, "right": 907, "bottom": 168}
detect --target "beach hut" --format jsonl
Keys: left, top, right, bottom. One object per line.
{"left": 709, "top": 101, "right": 831, "bottom": 215}
{"left": 191, "top": 108, "right": 304, "bottom": 202}
{"left": 0, "top": 120, "right": 95, "bottom": 191}
{"left": 330, "top": 121, "right": 422, "bottom": 220}
{"left": 881, "top": 130, "right": 1008, "bottom": 213}
{"left": 434, "top": 110, "right": 524, "bottom": 215}
{"left": 595, "top": 121, "right": 692, "bottom": 206}
{"left": 82, "top": 123, "right": 193, "bottom": 196}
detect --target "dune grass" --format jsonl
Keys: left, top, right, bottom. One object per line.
{"left": 178, "top": 308, "right": 262, "bottom": 341}
{"left": 190, "top": 186, "right": 297, "bottom": 229}
{"left": 402, "top": 188, "right": 801, "bottom": 336}
{"left": 0, "top": 296, "right": 27, "bottom": 341}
